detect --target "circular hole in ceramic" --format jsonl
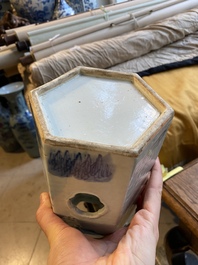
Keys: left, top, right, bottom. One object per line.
{"left": 69, "top": 193, "right": 105, "bottom": 216}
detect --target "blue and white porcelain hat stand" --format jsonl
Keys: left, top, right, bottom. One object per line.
{"left": 29, "top": 66, "right": 174, "bottom": 236}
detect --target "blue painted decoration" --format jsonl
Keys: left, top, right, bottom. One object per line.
{"left": 0, "top": 99, "right": 21, "bottom": 152}
{"left": 0, "top": 83, "right": 40, "bottom": 158}
{"left": 10, "top": 0, "right": 74, "bottom": 23}
{"left": 48, "top": 150, "right": 113, "bottom": 181}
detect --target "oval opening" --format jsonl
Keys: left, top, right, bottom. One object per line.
{"left": 69, "top": 193, "right": 105, "bottom": 216}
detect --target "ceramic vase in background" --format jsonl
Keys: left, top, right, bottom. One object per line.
{"left": 0, "top": 82, "right": 40, "bottom": 158}
{"left": 67, "top": 0, "right": 84, "bottom": 13}
{"left": 0, "top": 98, "right": 22, "bottom": 153}
{"left": 68, "top": 0, "right": 110, "bottom": 14}
{"left": 9, "top": 0, "right": 56, "bottom": 23}
{"left": 52, "top": 0, "right": 75, "bottom": 19}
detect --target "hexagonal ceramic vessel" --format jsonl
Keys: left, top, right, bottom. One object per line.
{"left": 29, "top": 67, "right": 173, "bottom": 235}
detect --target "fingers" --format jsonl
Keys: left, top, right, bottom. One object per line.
{"left": 36, "top": 192, "right": 69, "bottom": 245}
{"left": 142, "top": 158, "right": 163, "bottom": 223}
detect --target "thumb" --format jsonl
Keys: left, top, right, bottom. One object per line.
{"left": 36, "top": 192, "right": 69, "bottom": 244}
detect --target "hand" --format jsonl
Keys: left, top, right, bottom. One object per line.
{"left": 36, "top": 158, "right": 163, "bottom": 265}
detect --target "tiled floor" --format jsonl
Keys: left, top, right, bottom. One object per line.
{"left": 0, "top": 147, "right": 178, "bottom": 265}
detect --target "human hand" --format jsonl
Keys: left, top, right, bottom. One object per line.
{"left": 36, "top": 158, "right": 162, "bottom": 265}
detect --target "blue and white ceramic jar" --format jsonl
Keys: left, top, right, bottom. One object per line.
{"left": 10, "top": 0, "right": 52, "bottom": 23}
{"left": 52, "top": 0, "right": 75, "bottom": 19}
{"left": 67, "top": 0, "right": 84, "bottom": 14}
{"left": 0, "top": 98, "right": 21, "bottom": 152}
{"left": 10, "top": 0, "right": 75, "bottom": 23}
{"left": 68, "top": 0, "right": 109, "bottom": 14}
{"left": 0, "top": 82, "right": 40, "bottom": 158}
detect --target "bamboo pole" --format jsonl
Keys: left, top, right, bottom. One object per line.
{"left": 27, "top": 0, "right": 168, "bottom": 45}
{"left": 5, "top": 0, "right": 167, "bottom": 43}
{"left": 31, "top": 0, "right": 192, "bottom": 61}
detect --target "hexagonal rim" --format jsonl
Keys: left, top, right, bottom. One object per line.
{"left": 29, "top": 66, "right": 174, "bottom": 157}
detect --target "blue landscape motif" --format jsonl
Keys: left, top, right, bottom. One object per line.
{"left": 48, "top": 150, "right": 113, "bottom": 182}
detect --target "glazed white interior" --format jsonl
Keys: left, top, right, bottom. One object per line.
{"left": 39, "top": 75, "right": 160, "bottom": 147}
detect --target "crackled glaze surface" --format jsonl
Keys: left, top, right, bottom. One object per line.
{"left": 39, "top": 75, "right": 159, "bottom": 147}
